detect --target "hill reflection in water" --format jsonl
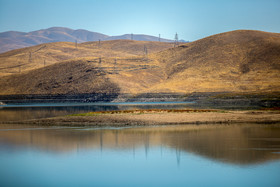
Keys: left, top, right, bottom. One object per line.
{"left": 0, "top": 103, "right": 191, "bottom": 122}
{"left": 1, "top": 124, "right": 280, "bottom": 166}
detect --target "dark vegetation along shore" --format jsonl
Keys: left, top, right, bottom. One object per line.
{"left": 3, "top": 109, "right": 280, "bottom": 127}
{"left": 0, "top": 92, "right": 279, "bottom": 110}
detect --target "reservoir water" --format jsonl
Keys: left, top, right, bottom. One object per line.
{"left": 0, "top": 102, "right": 280, "bottom": 186}
{"left": 0, "top": 124, "right": 280, "bottom": 187}
{"left": 0, "top": 102, "right": 193, "bottom": 122}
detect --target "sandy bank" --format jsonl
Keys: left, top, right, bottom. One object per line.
{"left": 2, "top": 109, "right": 280, "bottom": 127}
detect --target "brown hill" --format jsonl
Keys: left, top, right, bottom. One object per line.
{"left": 148, "top": 30, "right": 280, "bottom": 93}
{"left": 0, "top": 40, "right": 174, "bottom": 77}
{"left": 0, "top": 54, "right": 166, "bottom": 95}
{"left": 0, "top": 59, "right": 120, "bottom": 95}
{"left": 0, "top": 30, "right": 279, "bottom": 96}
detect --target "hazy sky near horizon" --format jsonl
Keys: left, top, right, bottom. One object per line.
{"left": 0, "top": 0, "right": 279, "bottom": 41}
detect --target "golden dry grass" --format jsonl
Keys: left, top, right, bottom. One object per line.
{"left": 148, "top": 30, "right": 280, "bottom": 93}
{"left": 0, "top": 40, "right": 173, "bottom": 77}
{"left": 0, "top": 30, "right": 279, "bottom": 95}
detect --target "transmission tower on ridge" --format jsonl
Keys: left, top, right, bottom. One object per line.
{"left": 174, "top": 33, "right": 178, "bottom": 47}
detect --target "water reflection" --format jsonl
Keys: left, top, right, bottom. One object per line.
{"left": 0, "top": 102, "right": 191, "bottom": 121}
{"left": 0, "top": 105, "right": 118, "bottom": 121}
{"left": 1, "top": 124, "right": 280, "bottom": 165}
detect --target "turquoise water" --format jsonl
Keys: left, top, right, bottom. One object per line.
{"left": 0, "top": 124, "right": 280, "bottom": 187}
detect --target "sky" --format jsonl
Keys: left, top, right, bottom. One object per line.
{"left": 0, "top": 0, "right": 279, "bottom": 41}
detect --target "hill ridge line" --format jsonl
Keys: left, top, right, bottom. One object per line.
{"left": 0, "top": 27, "right": 182, "bottom": 53}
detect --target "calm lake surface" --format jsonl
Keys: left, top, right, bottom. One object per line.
{"left": 0, "top": 123, "right": 280, "bottom": 187}
{"left": 0, "top": 102, "right": 193, "bottom": 122}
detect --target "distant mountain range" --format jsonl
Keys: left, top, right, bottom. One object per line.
{"left": 0, "top": 27, "right": 186, "bottom": 53}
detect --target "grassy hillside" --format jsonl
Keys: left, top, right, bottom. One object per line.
{"left": 148, "top": 30, "right": 280, "bottom": 93}
{"left": 0, "top": 40, "right": 174, "bottom": 77}
{"left": 0, "top": 59, "right": 119, "bottom": 95}
{"left": 0, "top": 30, "right": 279, "bottom": 96}
{"left": 0, "top": 55, "right": 163, "bottom": 95}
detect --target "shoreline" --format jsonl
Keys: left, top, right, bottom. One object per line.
{"left": 1, "top": 109, "right": 280, "bottom": 127}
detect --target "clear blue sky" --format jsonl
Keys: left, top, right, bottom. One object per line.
{"left": 0, "top": 0, "right": 279, "bottom": 41}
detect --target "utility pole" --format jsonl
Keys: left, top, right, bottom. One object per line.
{"left": 29, "top": 52, "right": 32, "bottom": 63}
{"left": 99, "top": 57, "right": 102, "bottom": 64}
{"left": 114, "top": 58, "right": 117, "bottom": 74}
{"left": 174, "top": 33, "right": 178, "bottom": 47}
{"left": 143, "top": 45, "right": 148, "bottom": 62}
{"left": 98, "top": 57, "right": 102, "bottom": 71}
{"left": 144, "top": 45, "right": 148, "bottom": 56}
